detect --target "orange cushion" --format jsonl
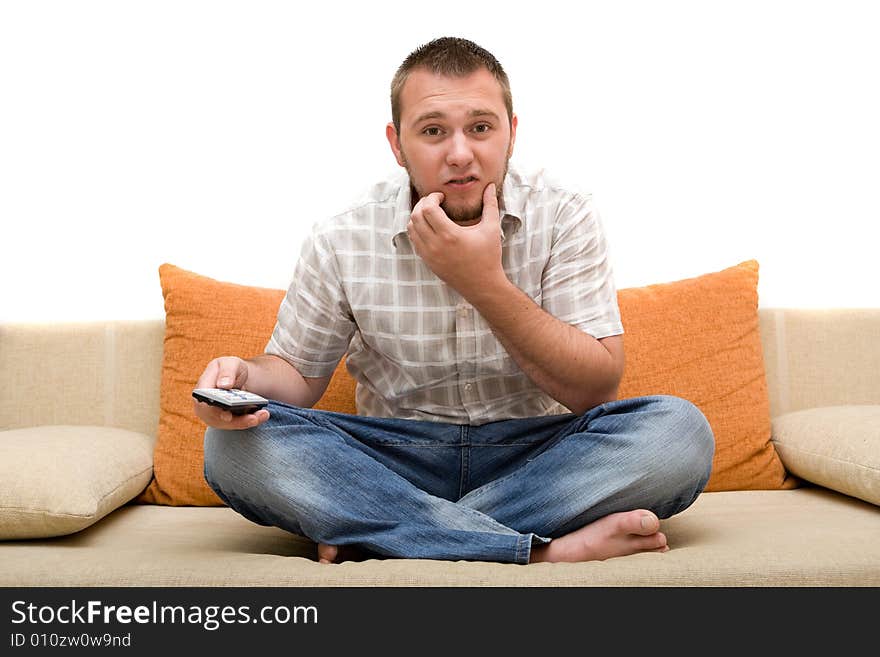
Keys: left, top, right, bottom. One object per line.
{"left": 139, "top": 259, "right": 792, "bottom": 506}
{"left": 136, "top": 264, "right": 355, "bottom": 506}
{"left": 616, "top": 260, "right": 795, "bottom": 491}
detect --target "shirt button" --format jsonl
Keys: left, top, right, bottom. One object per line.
{"left": 457, "top": 306, "right": 468, "bottom": 318}
{"left": 464, "top": 383, "right": 473, "bottom": 392}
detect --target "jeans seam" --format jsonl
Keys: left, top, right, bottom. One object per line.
{"left": 515, "top": 533, "right": 531, "bottom": 564}
{"left": 458, "top": 425, "right": 470, "bottom": 499}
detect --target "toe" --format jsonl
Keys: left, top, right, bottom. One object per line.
{"left": 636, "top": 511, "right": 660, "bottom": 535}
{"left": 316, "top": 543, "right": 339, "bottom": 564}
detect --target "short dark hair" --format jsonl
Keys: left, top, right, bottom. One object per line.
{"left": 390, "top": 36, "right": 513, "bottom": 135}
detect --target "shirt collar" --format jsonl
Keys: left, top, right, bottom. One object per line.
{"left": 391, "top": 168, "right": 524, "bottom": 249}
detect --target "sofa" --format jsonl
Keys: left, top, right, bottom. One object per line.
{"left": 2, "top": 288, "right": 880, "bottom": 586}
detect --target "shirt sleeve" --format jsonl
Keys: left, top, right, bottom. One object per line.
{"left": 540, "top": 191, "right": 624, "bottom": 339}
{"left": 265, "top": 227, "right": 356, "bottom": 377}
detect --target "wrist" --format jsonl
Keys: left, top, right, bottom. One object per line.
{"left": 462, "top": 270, "right": 516, "bottom": 310}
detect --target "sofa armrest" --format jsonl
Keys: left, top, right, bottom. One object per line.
{"left": 771, "top": 405, "right": 880, "bottom": 507}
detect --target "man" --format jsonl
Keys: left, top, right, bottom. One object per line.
{"left": 195, "top": 37, "right": 714, "bottom": 565}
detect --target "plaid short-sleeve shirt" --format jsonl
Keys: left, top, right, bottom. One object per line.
{"left": 266, "top": 164, "right": 623, "bottom": 426}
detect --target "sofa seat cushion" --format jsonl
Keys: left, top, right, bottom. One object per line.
{"left": 772, "top": 405, "right": 880, "bottom": 506}
{"left": 0, "top": 426, "right": 154, "bottom": 539}
{"left": 1, "top": 488, "right": 877, "bottom": 586}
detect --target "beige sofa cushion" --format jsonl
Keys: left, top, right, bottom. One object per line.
{"left": 0, "top": 426, "right": 154, "bottom": 539}
{"left": 1, "top": 488, "right": 878, "bottom": 586}
{"left": 772, "top": 405, "right": 880, "bottom": 506}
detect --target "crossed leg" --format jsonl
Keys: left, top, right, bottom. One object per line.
{"left": 207, "top": 395, "right": 713, "bottom": 565}
{"left": 317, "top": 396, "right": 713, "bottom": 563}
{"left": 317, "top": 510, "right": 668, "bottom": 564}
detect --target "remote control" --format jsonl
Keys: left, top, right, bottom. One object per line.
{"left": 192, "top": 388, "right": 269, "bottom": 415}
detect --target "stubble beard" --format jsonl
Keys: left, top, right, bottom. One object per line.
{"left": 403, "top": 154, "right": 510, "bottom": 225}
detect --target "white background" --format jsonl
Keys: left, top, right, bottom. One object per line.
{"left": 2, "top": 0, "right": 878, "bottom": 322}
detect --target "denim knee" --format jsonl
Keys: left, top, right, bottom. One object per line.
{"left": 647, "top": 395, "right": 715, "bottom": 510}
{"left": 204, "top": 426, "right": 236, "bottom": 495}
{"left": 204, "top": 415, "right": 338, "bottom": 506}
{"left": 203, "top": 425, "right": 268, "bottom": 499}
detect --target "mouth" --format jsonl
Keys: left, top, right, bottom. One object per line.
{"left": 444, "top": 176, "right": 478, "bottom": 190}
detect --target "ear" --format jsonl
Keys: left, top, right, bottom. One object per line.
{"left": 507, "top": 113, "right": 518, "bottom": 158}
{"left": 386, "top": 122, "right": 406, "bottom": 168}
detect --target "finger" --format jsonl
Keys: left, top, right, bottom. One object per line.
{"left": 228, "top": 409, "right": 270, "bottom": 429}
{"left": 408, "top": 199, "right": 439, "bottom": 244}
{"left": 193, "top": 399, "right": 225, "bottom": 425}
{"left": 195, "top": 402, "right": 267, "bottom": 431}
{"left": 195, "top": 359, "right": 220, "bottom": 389}
{"left": 483, "top": 182, "right": 498, "bottom": 209}
{"left": 424, "top": 191, "right": 445, "bottom": 206}
{"left": 481, "top": 183, "right": 500, "bottom": 224}
{"left": 411, "top": 192, "right": 446, "bottom": 234}
{"left": 422, "top": 192, "right": 449, "bottom": 232}
{"left": 216, "top": 363, "right": 238, "bottom": 389}
{"left": 421, "top": 199, "right": 452, "bottom": 234}
{"left": 407, "top": 219, "right": 425, "bottom": 256}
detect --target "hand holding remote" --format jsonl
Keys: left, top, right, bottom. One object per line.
{"left": 193, "top": 356, "right": 271, "bottom": 430}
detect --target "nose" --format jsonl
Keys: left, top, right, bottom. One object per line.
{"left": 445, "top": 131, "right": 474, "bottom": 168}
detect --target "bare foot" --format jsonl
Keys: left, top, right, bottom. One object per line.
{"left": 529, "top": 510, "right": 669, "bottom": 563}
{"left": 317, "top": 542, "right": 369, "bottom": 564}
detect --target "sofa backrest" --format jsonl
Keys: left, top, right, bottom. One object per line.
{"left": 1, "top": 320, "right": 164, "bottom": 437}
{"left": 2, "top": 308, "right": 879, "bottom": 436}
{"left": 758, "top": 308, "right": 880, "bottom": 416}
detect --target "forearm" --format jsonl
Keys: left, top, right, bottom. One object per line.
{"left": 243, "top": 354, "right": 326, "bottom": 408}
{"left": 467, "top": 276, "right": 622, "bottom": 414}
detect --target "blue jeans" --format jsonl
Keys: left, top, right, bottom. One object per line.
{"left": 204, "top": 394, "right": 714, "bottom": 564}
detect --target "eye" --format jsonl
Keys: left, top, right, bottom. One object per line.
{"left": 472, "top": 123, "right": 492, "bottom": 134}
{"left": 422, "top": 126, "right": 443, "bottom": 137}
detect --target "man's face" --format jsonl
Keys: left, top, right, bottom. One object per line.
{"left": 386, "top": 67, "right": 517, "bottom": 225}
